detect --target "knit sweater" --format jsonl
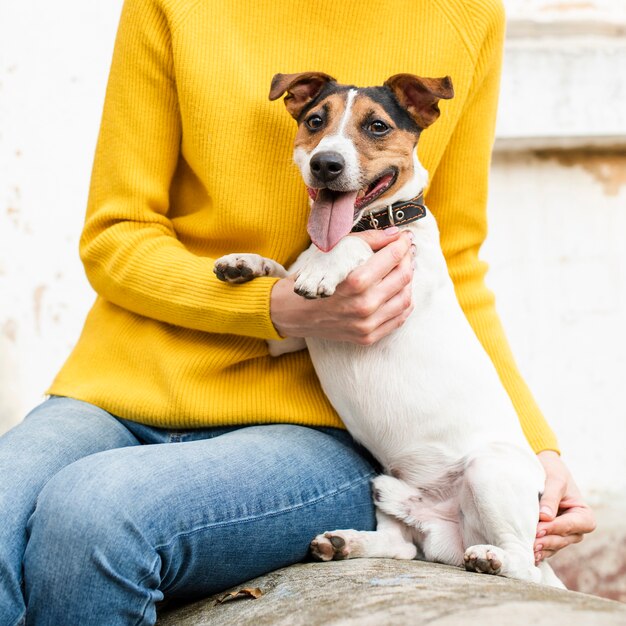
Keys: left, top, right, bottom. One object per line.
{"left": 48, "top": 0, "right": 559, "bottom": 453}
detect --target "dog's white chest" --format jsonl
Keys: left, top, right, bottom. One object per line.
{"left": 303, "top": 220, "right": 530, "bottom": 471}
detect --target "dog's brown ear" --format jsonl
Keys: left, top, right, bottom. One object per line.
{"left": 384, "top": 74, "right": 454, "bottom": 129}
{"left": 269, "top": 72, "right": 336, "bottom": 119}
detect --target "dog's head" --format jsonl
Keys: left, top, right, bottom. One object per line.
{"left": 270, "top": 72, "right": 454, "bottom": 251}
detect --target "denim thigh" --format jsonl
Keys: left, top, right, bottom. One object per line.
{"left": 0, "top": 397, "right": 141, "bottom": 626}
{"left": 23, "top": 423, "right": 377, "bottom": 625}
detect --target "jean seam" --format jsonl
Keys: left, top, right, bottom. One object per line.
{"left": 152, "top": 470, "right": 376, "bottom": 555}
{"left": 132, "top": 471, "right": 374, "bottom": 625}
{"left": 10, "top": 610, "right": 25, "bottom": 626}
{"left": 134, "top": 470, "right": 375, "bottom": 591}
{"left": 130, "top": 471, "right": 375, "bottom": 624}
{"left": 134, "top": 553, "right": 162, "bottom": 626}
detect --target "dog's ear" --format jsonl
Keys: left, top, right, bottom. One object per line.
{"left": 269, "top": 72, "right": 336, "bottom": 119}
{"left": 384, "top": 74, "right": 454, "bottom": 129}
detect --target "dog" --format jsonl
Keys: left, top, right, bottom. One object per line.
{"left": 214, "top": 72, "right": 564, "bottom": 588}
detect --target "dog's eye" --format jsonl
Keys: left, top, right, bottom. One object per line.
{"left": 368, "top": 120, "right": 390, "bottom": 135}
{"left": 306, "top": 115, "right": 324, "bottom": 131}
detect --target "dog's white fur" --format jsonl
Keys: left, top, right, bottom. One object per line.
{"left": 214, "top": 98, "right": 564, "bottom": 588}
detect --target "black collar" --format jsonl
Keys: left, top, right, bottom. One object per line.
{"left": 351, "top": 193, "right": 426, "bottom": 232}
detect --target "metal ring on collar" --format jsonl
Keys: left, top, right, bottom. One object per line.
{"left": 387, "top": 205, "right": 395, "bottom": 226}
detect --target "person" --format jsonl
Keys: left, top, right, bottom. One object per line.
{"left": 0, "top": 0, "right": 596, "bottom": 624}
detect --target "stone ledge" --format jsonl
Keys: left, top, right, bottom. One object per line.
{"left": 157, "top": 559, "right": 626, "bottom": 626}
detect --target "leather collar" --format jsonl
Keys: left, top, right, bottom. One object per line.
{"left": 351, "top": 193, "right": 426, "bottom": 232}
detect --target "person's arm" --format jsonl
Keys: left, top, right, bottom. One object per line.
{"left": 79, "top": 0, "right": 281, "bottom": 341}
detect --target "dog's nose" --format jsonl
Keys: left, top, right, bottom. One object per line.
{"left": 310, "top": 151, "right": 345, "bottom": 183}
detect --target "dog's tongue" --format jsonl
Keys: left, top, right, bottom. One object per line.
{"left": 307, "top": 188, "right": 359, "bottom": 252}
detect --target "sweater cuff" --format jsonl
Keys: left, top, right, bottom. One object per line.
{"left": 209, "top": 275, "right": 284, "bottom": 341}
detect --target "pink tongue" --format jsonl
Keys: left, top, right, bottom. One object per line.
{"left": 307, "top": 188, "right": 359, "bottom": 252}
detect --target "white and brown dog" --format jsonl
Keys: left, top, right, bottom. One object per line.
{"left": 214, "top": 72, "right": 564, "bottom": 587}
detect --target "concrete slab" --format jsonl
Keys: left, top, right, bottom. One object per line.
{"left": 157, "top": 559, "right": 626, "bottom": 626}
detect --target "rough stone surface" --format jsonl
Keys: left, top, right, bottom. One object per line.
{"left": 157, "top": 559, "right": 626, "bottom": 626}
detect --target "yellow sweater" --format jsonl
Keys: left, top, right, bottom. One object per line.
{"left": 49, "top": 0, "right": 559, "bottom": 453}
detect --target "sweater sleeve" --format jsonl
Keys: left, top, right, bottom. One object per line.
{"left": 79, "top": 0, "right": 282, "bottom": 341}
{"left": 425, "top": 5, "right": 560, "bottom": 454}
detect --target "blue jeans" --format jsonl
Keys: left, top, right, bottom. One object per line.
{"left": 0, "top": 397, "right": 377, "bottom": 626}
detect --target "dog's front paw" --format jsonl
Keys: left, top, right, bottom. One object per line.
{"left": 294, "top": 264, "right": 342, "bottom": 299}
{"left": 310, "top": 530, "right": 361, "bottom": 561}
{"left": 293, "top": 237, "right": 371, "bottom": 299}
{"left": 463, "top": 544, "right": 505, "bottom": 575}
{"left": 214, "top": 254, "right": 272, "bottom": 284}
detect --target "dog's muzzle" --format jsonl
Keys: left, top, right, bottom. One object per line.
{"left": 310, "top": 151, "right": 346, "bottom": 184}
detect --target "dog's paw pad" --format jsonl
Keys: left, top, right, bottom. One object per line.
{"left": 310, "top": 532, "right": 353, "bottom": 561}
{"left": 214, "top": 254, "right": 269, "bottom": 284}
{"left": 464, "top": 545, "right": 503, "bottom": 575}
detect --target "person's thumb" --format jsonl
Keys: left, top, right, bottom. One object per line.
{"left": 350, "top": 227, "right": 402, "bottom": 251}
{"left": 539, "top": 477, "right": 565, "bottom": 522}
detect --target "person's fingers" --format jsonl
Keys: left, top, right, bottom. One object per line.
{"left": 352, "top": 295, "right": 415, "bottom": 345}
{"left": 363, "top": 284, "right": 414, "bottom": 338}
{"left": 535, "top": 533, "right": 584, "bottom": 563}
{"left": 551, "top": 532, "right": 584, "bottom": 550}
{"left": 349, "top": 249, "right": 414, "bottom": 314}
{"left": 535, "top": 504, "right": 594, "bottom": 561}
{"left": 537, "top": 550, "right": 553, "bottom": 561}
{"left": 349, "top": 227, "right": 402, "bottom": 252}
{"left": 534, "top": 532, "right": 583, "bottom": 555}
{"left": 331, "top": 272, "right": 413, "bottom": 343}
{"left": 537, "top": 505, "right": 596, "bottom": 539}
{"left": 536, "top": 549, "right": 549, "bottom": 563}
{"left": 339, "top": 232, "right": 413, "bottom": 295}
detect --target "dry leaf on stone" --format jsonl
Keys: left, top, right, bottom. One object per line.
{"left": 215, "top": 587, "right": 263, "bottom": 604}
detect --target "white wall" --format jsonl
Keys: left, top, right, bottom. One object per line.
{"left": 486, "top": 0, "right": 626, "bottom": 499}
{"left": 0, "top": 1, "right": 124, "bottom": 428}
{"left": 485, "top": 151, "right": 626, "bottom": 497}
{"left": 1, "top": 1, "right": 624, "bottom": 500}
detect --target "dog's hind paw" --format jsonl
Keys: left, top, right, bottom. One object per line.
{"left": 214, "top": 254, "right": 275, "bottom": 284}
{"left": 310, "top": 531, "right": 359, "bottom": 561}
{"left": 463, "top": 544, "right": 504, "bottom": 575}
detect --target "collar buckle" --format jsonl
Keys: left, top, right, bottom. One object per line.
{"left": 368, "top": 214, "right": 380, "bottom": 229}
{"left": 352, "top": 191, "right": 426, "bottom": 233}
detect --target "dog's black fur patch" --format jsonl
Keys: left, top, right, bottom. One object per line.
{"left": 359, "top": 87, "right": 422, "bottom": 134}
{"left": 297, "top": 82, "right": 354, "bottom": 123}
{"left": 297, "top": 83, "right": 422, "bottom": 136}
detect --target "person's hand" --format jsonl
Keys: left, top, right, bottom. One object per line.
{"left": 270, "top": 228, "right": 414, "bottom": 345}
{"left": 534, "top": 450, "right": 596, "bottom": 563}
